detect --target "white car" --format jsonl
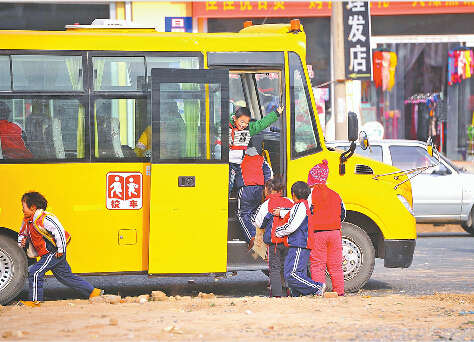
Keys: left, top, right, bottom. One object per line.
{"left": 327, "top": 139, "right": 474, "bottom": 236}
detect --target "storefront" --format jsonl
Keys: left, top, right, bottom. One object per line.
{"left": 193, "top": 1, "right": 474, "bottom": 160}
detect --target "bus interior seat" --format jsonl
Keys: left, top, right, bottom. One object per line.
{"left": 96, "top": 113, "right": 124, "bottom": 158}
{"left": 25, "top": 114, "right": 56, "bottom": 159}
{"left": 110, "top": 118, "right": 124, "bottom": 158}
{"left": 48, "top": 117, "right": 65, "bottom": 159}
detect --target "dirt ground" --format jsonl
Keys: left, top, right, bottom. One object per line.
{"left": 1, "top": 293, "right": 473, "bottom": 341}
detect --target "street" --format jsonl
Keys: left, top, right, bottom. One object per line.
{"left": 1, "top": 235, "right": 473, "bottom": 342}
{"left": 22, "top": 235, "right": 474, "bottom": 300}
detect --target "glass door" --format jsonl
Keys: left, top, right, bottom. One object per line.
{"left": 148, "top": 68, "right": 229, "bottom": 274}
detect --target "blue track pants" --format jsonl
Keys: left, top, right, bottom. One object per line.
{"left": 237, "top": 185, "right": 263, "bottom": 242}
{"left": 28, "top": 252, "right": 94, "bottom": 302}
{"left": 284, "top": 247, "right": 324, "bottom": 296}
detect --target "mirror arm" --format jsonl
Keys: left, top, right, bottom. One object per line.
{"left": 339, "top": 141, "right": 356, "bottom": 175}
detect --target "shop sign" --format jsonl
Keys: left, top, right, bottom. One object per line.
{"left": 165, "top": 17, "right": 193, "bottom": 32}
{"left": 343, "top": 1, "right": 371, "bottom": 80}
{"left": 193, "top": 2, "right": 474, "bottom": 19}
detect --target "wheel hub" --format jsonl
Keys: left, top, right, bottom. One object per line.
{"left": 342, "top": 238, "right": 362, "bottom": 280}
{"left": 0, "top": 247, "right": 14, "bottom": 292}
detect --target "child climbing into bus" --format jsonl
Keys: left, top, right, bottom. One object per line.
{"left": 236, "top": 136, "right": 273, "bottom": 247}
{"left": 17, "top": 192, "right": 103, "bottom": 307}
{"left": 307, "top": 160, "right": 346, "bottom": 296}
{"left": 253, "top": 176, "right": 293, "bottom": 297}
{"left": 228, "top": 105, "right": 283, "bottom": 194}
{"left": 274, "top": 181, "right": 325, "bottom": 296}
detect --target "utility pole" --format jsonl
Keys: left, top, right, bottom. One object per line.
{"left": 331, "top": 1, "right": 348, "bottom": 140}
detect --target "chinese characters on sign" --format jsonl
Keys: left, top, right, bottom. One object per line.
{"left": 106, "top": 172, "right": 143, "bottom": 210}
{"left": 165, "top": 17, "right": 193, "bottom": 32}
{"left": 343, "top": 1, "right": 372, "bottom": 80}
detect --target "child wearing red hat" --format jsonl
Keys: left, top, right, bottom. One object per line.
{"left": 307, "top": 160, "right": 346, "bottom": 296}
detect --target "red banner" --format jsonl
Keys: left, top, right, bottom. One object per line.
{"left": 193, "top": 1, "right": 474, "bottom": 18}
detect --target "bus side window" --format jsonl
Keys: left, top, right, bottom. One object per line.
{"left": 0, "top": 98, "right": 84, "bottom": 160}
{"left": 289, "top": 52, "right": 320, "bottom": 158}
{"left": 94, "top": 99, "right": 148, "bottom": 160}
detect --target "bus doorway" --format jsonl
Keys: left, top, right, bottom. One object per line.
{"left": 226, "top": 70, "right": 285, "bottom": 271}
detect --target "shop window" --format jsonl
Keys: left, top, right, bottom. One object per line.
{"left": 0, "top": 56, "right": 11, "bottom": 90}
{"left": 12, "top": 55, "right": 83, "bottom": 91}
{"left": 93, "top": 57, "right": 145, "bottom": 91}
{"left": 289, "top": 52, "right": 319, "bottom": 158}
{"left": 94, "top": 98, "right": 148, "bottom": 159}
{"left": 0, "top": 98, "right": 85, "bottom": 160}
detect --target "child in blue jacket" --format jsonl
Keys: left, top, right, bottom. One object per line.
{"left": 274, "top": 181, "right": 325, "bottom": 296}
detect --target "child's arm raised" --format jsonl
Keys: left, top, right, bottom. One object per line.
{"left": 275, "top": 203, "right": 306, "bottom": 237}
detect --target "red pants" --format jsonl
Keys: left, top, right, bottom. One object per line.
{"left": 310, "top": 230, "right": 344, "bottom": 295}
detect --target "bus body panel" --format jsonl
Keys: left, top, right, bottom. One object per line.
{"left": 1, "top": 163, "right": 150, "bottom": 273}
{"left": 148, "top": 164, "right": 228, "bottom": 274}
{"left": 286, "top": 152, "right": 416, "bottom": 241}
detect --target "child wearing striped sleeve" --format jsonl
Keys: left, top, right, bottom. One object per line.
{"left": 17, "top": 192, "right": 103, "bottom": 307}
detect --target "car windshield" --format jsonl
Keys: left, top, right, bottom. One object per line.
{"left": 440, "top": 154, "right": 463, "bottom": 173}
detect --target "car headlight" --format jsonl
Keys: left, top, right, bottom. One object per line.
{"left": 397, "top": 194, "right": 414, "bottom": 216}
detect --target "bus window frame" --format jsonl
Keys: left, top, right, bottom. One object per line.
{"left": 0, "top": 94, "right": 90, "bottom": 164}
{"left": 88, "top": 51, "right": 204, "bottom": 163}
{"left": 0, "top": 50, "right": 88, "bottom": 94}
{"left": 150, "top": 67, "right": 229, "bottom": 165}
{"left": 288, "top": 51, "right": 322, "bottom": 160}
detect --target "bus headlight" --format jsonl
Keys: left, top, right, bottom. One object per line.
{"left": 397, "top": 194, "right": 414, "bottom": 216}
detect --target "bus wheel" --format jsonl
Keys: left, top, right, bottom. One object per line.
{"left": 341, "top": 222, "right": 375, "bottom": 293}
{"left": 324, "top": 222, "right": 375, "bottom": 293}
{"left": 0, "top": 235, "right": 27, "bottom": 305}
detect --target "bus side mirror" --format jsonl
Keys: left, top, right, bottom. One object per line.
{"left": 348, "top": 112, "right": 358, "bottom": 142}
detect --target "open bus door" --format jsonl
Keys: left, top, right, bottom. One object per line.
{"left": 148, "top": 68, "right": 229, "bottom": 274}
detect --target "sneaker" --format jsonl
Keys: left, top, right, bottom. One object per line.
{"left": 18, "top": 300, "right": 40, "bottom": 307}
{"left": 316, "top": 283, "right": 326, "bottom": 296}
{"left": 89, "top": 288, "right": 104, "bottom": 299}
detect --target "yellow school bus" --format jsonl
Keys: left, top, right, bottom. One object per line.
{"left": 0, "top": 21, "right": 416, "bottom": 304}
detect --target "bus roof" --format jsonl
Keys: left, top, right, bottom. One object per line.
{"left": 0, "top": 23, "right": 306, "bottom": 56}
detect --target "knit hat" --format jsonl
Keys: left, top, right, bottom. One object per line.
{"left": 307, "top": 160, "right": 329, "bottom": 186}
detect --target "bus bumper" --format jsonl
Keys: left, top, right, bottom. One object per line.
{"left": 383, "top": 239, "right": 416, "bottom": 268}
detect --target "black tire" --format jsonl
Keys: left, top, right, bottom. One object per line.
{"left": 323, "top": 222, "right": 375, "bottom": 293}
{"left": 0, "top": 235, "right": 27, "bottom": 305}
{"left": 461, "top": 209, "right": 474, "bottom": 236}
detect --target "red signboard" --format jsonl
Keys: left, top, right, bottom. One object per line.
{"left": 193, "top": 1, "right": 474, "bottom": 18}
{"left": 106, "top": 172, "right": 143, "bottom": 210}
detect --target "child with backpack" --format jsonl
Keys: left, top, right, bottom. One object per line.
{"left": 274, "top": 181, "right": 325, "bottom": 296}
{"left": 17, "top": 192, "right": 103, "bottom": 307}
{"left": 253, "top": 176, "right": 293, "bottom": 297}
{"left": 307, "top": 160, "right": 346, "bottom": 296}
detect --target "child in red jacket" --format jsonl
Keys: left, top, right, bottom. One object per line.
{"left": 307, "top": 160, "right": 346, "bottom": 296}
{"left": 18, "top": 192, "right": 103, "bottom": 307}
{"left": 253, "top": 176, "right": 293, "bottom": 297}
